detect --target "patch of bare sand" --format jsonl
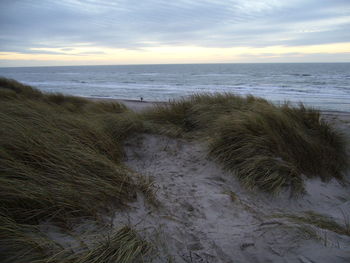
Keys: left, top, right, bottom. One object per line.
{"left": 111, "top": 133, "right": 350, "bottom": 263}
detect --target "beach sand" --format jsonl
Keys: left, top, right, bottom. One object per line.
{"left": 89, "top": 97, "right": 164, "bottom": 112}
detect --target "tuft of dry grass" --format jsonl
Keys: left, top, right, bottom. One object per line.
{"left": 0, "top": 214, "right": 63, "bottom": 263}
{"left": 70, "top": 226, "right": 152, "bottom": 263}
{"left": 275, "top": 211, "right": 350, "bottom": 237}
{"left": 0, "top": 215, "right": 152, "bottom": 263}
{"left": 0, "top": 77, "right": 44, "bottom": 99}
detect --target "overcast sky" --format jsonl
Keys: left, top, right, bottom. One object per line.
{"left": 0, "top": 0, "right": 350, "bottom": 66}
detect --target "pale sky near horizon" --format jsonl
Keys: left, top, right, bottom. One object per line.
{"left": 0, "top": 0, "right": 350, "bottom": 67}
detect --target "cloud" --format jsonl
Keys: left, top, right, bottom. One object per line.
{"left": 0, "top": 0, "right": 349, "bottom": 56}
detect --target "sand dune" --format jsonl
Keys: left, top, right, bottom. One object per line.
{"left": 113, "top": 132, "right": 350, "bottom": 262}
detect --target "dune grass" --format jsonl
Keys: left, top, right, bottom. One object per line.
{"left": 0, "top": 215, "right": 151, "bottom": 263}
{"left": 0, "top": 214, "right": 64, "bottom": 263}
{"left": 0, "top": 78, "right": 150, "bottom": 262}
{"left": 69, "top": 226, "right": 152, "bottom": 263}
{"left": 275, "top": 211, "right": 350, "bottom": 237}
{"left": 144, "top": 93, "right": 348, "bottom": 194}
{"left": 143, "top": 93, "right": 269, "bottom": 135}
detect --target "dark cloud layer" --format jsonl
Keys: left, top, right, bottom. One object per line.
{"left": 0, "top": 0, "right": 349, "bottom": 53}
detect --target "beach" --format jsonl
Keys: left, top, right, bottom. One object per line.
{"left": 1, "top": 78, "right": 350, "bottom": 263}
{"left": 2, "top": 0, "right": 350, "bottom": 262}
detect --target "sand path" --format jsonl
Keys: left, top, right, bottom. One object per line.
{"left": 112, "top": 133, "right": 350, "bottom": 262}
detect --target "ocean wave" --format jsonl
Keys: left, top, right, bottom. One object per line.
{"left": 290, "top": 73, "right": 312, "bottom": 77}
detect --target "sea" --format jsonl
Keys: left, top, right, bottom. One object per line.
{"left": 0, "top": 63, "right": 349, "bottom": 112}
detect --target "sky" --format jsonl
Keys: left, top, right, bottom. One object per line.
{"left": 0, "top": 0, "right": 350, "bottom": 67}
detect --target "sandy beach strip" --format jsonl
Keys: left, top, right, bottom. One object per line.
{"left": 87, "top": 97, "right": 165, "bottom": 112}
{"left": 88, "top": 96, "right": 350, "bottom": 117}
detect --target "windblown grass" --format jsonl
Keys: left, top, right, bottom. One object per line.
{"left": 0, "top": 77, "right": 43, "bottom": 99}
{"left": 143, "top": 93, "right": 269, "bottom": 135}
{"left": 144, "top": 93, "right": 348, "bottom": 194}
{"left": 0, "top": 215, "right": 152, "bottom": 263}
{"left": 0, "top": 97, "right": 136, "bottom": 222}
{"left": 0, "top": 78, "right": 149, "bottom": 262}
{"left": 275, "top": 211, "right": 350, "bottom": 237}
{"left": 0, "top": 214, "right": 59, "bottom": 263}
{"left": 70, "top": 226, "right": 152, "bottom": 263}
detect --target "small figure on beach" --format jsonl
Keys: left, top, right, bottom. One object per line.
{"left": 140, "top": 97, "right": 143, "bottom": 102}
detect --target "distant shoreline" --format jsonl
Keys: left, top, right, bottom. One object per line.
{"left": 86, "top": 96, "right": 350, "bottom": 115}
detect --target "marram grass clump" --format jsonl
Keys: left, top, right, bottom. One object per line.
{"left": 0, "top": 78, "right": 149, "bottom": 262}
{"left": 69, "top": 226, "right": 152, "bottom": 263}
{"left": 210, "top": 104, "right": 348, "bottom": 194}
{"left": 274, "top": 211, "right": 350, "bottom": 237}
{"left": 144, "top": 93, "right": 348, "bottom": 194}
{"left": 143, "top": 93, "right": 270, "bottom": 135}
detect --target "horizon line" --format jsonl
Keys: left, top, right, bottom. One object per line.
{"left": 1, "top": 61, "right": 350, "bottom": 69}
